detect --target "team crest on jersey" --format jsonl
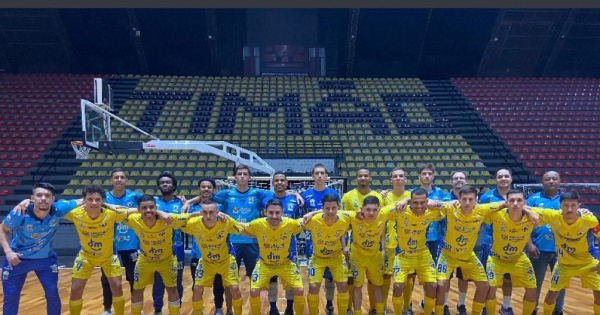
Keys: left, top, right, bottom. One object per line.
{"left": 2, "top": 270, "right": 9, "bottom": 280}
{"left": 310, "top": 199, "right": 316, "bottom": 207}
{"left": 49, "top": 219, "right": 57, "bottom": 227}
{"left": 31, "top": 233, "right": 39, "bottom": 239}
{"left": 422, "top": 220, "right": 428, "bottom": 226}
{"left": 281, "top": 234, "right": 287, "bottom": 240}
{"left": 173, "top": 206, "right": 180, "bottom": 213}
{"left": 99, "top": 222, "right": 107, "bottom": 228}
{"left": 128, "top": 202, "right": 133, "bottom": 207}
{"left": 26, "top": 224, "right": 33, "bottom": 231}
{"left": 248, "top": 197, "right": 255, "bottom": 204}
{"left": 522, "top": 226, "right": 529, "bottom": 232}
{"left": 159, "top": 230, "right": 166, "bottom": 236}
{"left": 500, "top": 225, "right": 506, "bottom": 232}
{"left": 353, "top": 201, "right": 358, "bottom": 208}
{"left": 216, "top": 233, "right": 223, "bottom": 240}
{"left": 233, "top": 207, "right": 239, "bottom": 214}
{"left": 316, "top": 230, "right": 322, "bottom": 237}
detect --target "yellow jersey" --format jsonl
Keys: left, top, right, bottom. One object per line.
{"left": 341, "top": 189, "right": 384, "bottom": 212}
{"left": 125, "top": 213, "right": 189, "bottom": 261}
{"left": 440, "top": 202, "right": 501, "bottom": 260}
{"left": 349, "top": 207, "right": 395, "bottom": 256}
{"left": 245, "top": 217, "right": 304, "bottom": 266}
{"left": 303, "top": 211, "right": 352, "bottom": 258}
{"left": 394, "top": 206, "right": 444, "bottom": 258}
{"left": 382, "top": 191, "right": 411, "bottom": 250}
{"left": 534, "top": 208, "right": 600, "bottom": 266}
{"left": 180, "top": 216, "right": 243, "bottom": 264}
{"left": 484, "top": 210, "right": 534, "bottom": 262}
{"left": 64, "top": 207, "right": 128, "bottom": 262}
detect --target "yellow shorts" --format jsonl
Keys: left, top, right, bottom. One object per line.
{"left": 133, "top": 255, "right": 177, "bottom": 290}
{"left": 549, "top": 259, "right": 600, "bottom": 291}
{"left": 384, "top": 248, "right": 397, "bottom": 276}
{"left": 436, "top": 250, "right": 487, "bottom": 282}
{"left": 350, "top": 251, "right": 384, "bottom": 287}
{"left": 487, "top": 255, "right": 536, "bottom": 289}
{"left": 393, "top": 254, "right": 437, "bottom": 284}
{"left": 251, "top": 260, "right": 303, "bottom": 290}
{"left": 195, "top": 255, "right": 239, "bottom": 288}
{"left": 72, "top": 254, "right": 122, "bottom": 280}
{"left": 308, "top": 255, "right": 348, "bottom": 284}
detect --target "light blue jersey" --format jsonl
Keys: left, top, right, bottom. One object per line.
{"left": 527, "top": 191, "right": 561, "bottom": 253}
{"left": 155, "top": 196, "right": 185, "bottom": 247}
{"left": 213, "top": 187, "right": 273, "bottom": 244}
{"left": 3, "top": 200, "right": 77, "bottom": 259}
{"left": 106, "top": 190, "right": 142, "bottom": 251}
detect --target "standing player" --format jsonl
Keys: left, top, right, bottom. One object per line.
{"left": 63, "top": 185, "right": 129, "bottom": 315}
{"left": 303, "top": 193, "right": 351, "bottom": 315}
{"left": 263, "top": 172, "right": 302, "bottom": 315}
{"left": 181, "top": 199, "right": 244, "bottom": 315}
{"left": 479, "top": 168, "right": 514, "bottom": 315}
{"left": 381, "top": 168, "right": 410, "bottom": 314}
{"left": 124, "top": 194, "right": 194, "bottom": 315}
{"left": 485, "top": 189, "right": 539, "bottom": 315}
{"left": 100, "top": 168, "right": 142, "bottom": 315}
{"left": 189, "top": 178, "right": 234, "bottom": 315}
{"left": 531, "top": 191, "right": 600, "bottom": 315}
{"left": 434, "top": 186, "right": 507, "bottom": 315}
{"left": 302, "top": 163, "right": 340, "bottom": 315}
{"left": 243, "top": 199, "right": 306, "bottom": 315}
{"left": 390, "top": 188, "right": 444, "bottom": 315}
{"left": 526, "top": 171, "right": 566, "bottom": 315}
{"left": 341, "top": 168, "right": 383, "bottom": 314}
{"left": 152, "top": 172, "right": 185, "bottom": 315}
{"left": 1, "top": 183, "right": 78, "bottom": 315}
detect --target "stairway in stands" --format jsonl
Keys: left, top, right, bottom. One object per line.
{"left": 423, "top": 80, "right": 534, "bottom": 184}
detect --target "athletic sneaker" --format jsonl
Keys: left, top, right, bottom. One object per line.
{"left": 347, "top": 309, "right": 353, "bottom": 315}
{"left": 443, "top": 305, "right": 451, "bottom": 315}
{"left": 402, "top": 308, "right": 415, "bottom": 315}
{"left": 551, "top": 311, "right": 563, "bottom": 315}
{"left": 225, "top": 311, "right": 233, "bottom": 315}
{"left": 326, "top": 303, "right": 335, "bottom": 315}
{"left": 419, "top": 300, "right": 425, "bottom": 309}
{"left": 284, "top": 308, "right": 294, "bottom": 315}
{"left": 100, "top": 311, "right": 113, "bottom": 315}
{"left": 215, "top": 309, "right": 224, "bottom": 315}
{"left": 268, "top": 309, "right": 279, "bottom": 315}
{"left": 369, "top": 309, "right": 377, "bottom": 315}
{"left": 456, "top": 304, "right": 468, "bottom": 315}
{"left": 499, "top": 306, "right": 515, "bottom": 315}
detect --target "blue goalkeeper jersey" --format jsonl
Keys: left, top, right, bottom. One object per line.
{"left": 106, "top": 190, "right": 142, "bottom": 251}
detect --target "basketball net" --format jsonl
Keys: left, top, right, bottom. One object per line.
{"left": 71, "top": 141, "right": 91, "bottom": 159}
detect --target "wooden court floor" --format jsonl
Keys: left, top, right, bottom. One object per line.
{"left": 0, "top": 266, "right": 595, "bottom": 314}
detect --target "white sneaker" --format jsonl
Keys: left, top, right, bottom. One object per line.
{"left": 101, "top": 312, "right": 113, "bottom": 315}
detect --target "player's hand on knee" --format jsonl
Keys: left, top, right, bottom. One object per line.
{"left": 12, "top": 199, "right": 31, "bottom": 214}
{"left": 6, "top": 251, "right": 23, "bottom": 268}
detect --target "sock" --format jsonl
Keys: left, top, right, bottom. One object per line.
{"left": 293, "top": 295, "right": 305, "bottom": 315}
{"left": 375, "top": 302, "right": 384, "bottom": 315}
{"left": 270, "top": 302, "right": 278, "bottom": 311}
{"left": 522, "top": 300, "right": 536, "bottom": 315}
{"left": 503, "top": 295, "right": 511, "bottom": 309}
{"left": 485, "top": 299, "right": 496, "bottom": 315}
{"left": 471, "top": 301, "right": 484, "bottom": 315}
{"left": 233, "top": 298, "right": 243, "bottom": 315}
{"left": 192, "top": 300, "right": 204, "bottom": 315}
{"left": 444, "top": 292, "right": 449, "bottom": 306}
{"left": 435, "top": 305, "right": 445, "bottom": 315}
{"left": 269, "top": 281, "right": 279, "bottom": 303}
{"left": 348, "top": 284, "right": 354, "bottom": 311}
{"left": 131, "top": 302, "right": 143, "bottom": 315}
{"left": 286, "top": 297, "right": 294, "bottom": 310}
{"left": 392, "top": 296, "right": 403, "bottom": 315}
{"left": 250, "top": 296, "right": 262, "bottom": 315}
{"left": 543, "top": 302, "right": 555, "bottom": 315}
{"left": 308, "top": 293, "right": 320, "bottom": 315}
{"left": 337, "top": 292, "right": 349, "bottom": 315}
{"left": 325, "top": 280, "right": 336, "bottom": 301}
{"left": 168, "top": 300, "right": 180, "bottom": 315}
{"left": 112, "top": 296, "right": 125, "bottom": 315}
{"left": 594, "top": 303, "right": 600, "bottom": 315}
{"left": 69, "top": 299, "right": 83, "bottom": 315}
{"left": 368, "top": 283, "right": 376, "bottom": 311}
{"left": 458, "top": 292, "right": 467, "bottom": 306}
{"left": 403, "top": 277, "right": 413, "bottom": 309}
{"left": 424, "top": 296, "right": 436, "bottom": 315}
{"left": 382, "top": 278, "right": 391, "bottom": 305}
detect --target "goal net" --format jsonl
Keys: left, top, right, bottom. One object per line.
{"left": 514, "top": 182, "right": 600, "bottom": 215}
{"left": 215, "top": 176, "right": 347, "bottom": 265}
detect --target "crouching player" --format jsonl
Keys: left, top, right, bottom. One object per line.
{"left": 302, "top": 193, "right": 352, "bottom": 315}
{"left": 390, "top": 188, "right": 444, "bottom": 315}
{"left": 124, "top": 194, "right": 198, "bottom": 315}
{"left": 180, "top": 198, "right": 245, "bottom": 315}
{"left": 242, "top": 198, "right": 306, "bottom": 315}
{"left": 531, "top": 191, "right": 600, "bottom": 315}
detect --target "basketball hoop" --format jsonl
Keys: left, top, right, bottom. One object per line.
{"left": 71, "top": 141, "right": 91, "bottom": 159}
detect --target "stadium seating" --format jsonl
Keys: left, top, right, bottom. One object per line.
{"left": 64, "top": 75, "right": 494, "bottom": 195}
{"left": 453, "top": 77, "right": 600, "bottom": 207}
{"left": 0, "top": 73, "right": 98, "bottom": 197}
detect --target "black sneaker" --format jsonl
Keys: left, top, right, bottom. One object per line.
{"left": 443, "top": 305, "right": 450, "bottom": 315}
{"left": 268, "top": 309, "right": 279, "bottom": 315}
{"left": 326, "top": 304, "right": 334, "bottom": 315}
{"left": 456, "top": 304, "right": 468, "bottom": 315}
{"left": 284, "top": 308, "right": 293, "bottom": 315}
{"left": 551, "top": 311, "right": 563, "bottom": 315}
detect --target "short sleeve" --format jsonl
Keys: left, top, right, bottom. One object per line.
{"left": 426, "top": 209, "right": 444, "bottom": 221}
{"left": 381, "top": 205, "right": 395, "bottom": 220}
{"left": 291, "top": 218, "right": 304, "bottom": 234}
{"left": 55, "top": 199, "right": 78, "bottom": 217}
{"left": 532, "top": 207, "right": 557, "bottom": 225}
{"left": 2, "top": 211, "right": 23, "bottom": 229}
{"left": 63, "top": 209, "right": 75, "bottom": 221}
{"left": 341, "top": 194, "right": 349, "bottom": 210}
{"left": 478, "top": 202, "right": 500, "bottom": 216}
{"left": 245, "top": 219, "right": 259, "bottom": 235}
{"left": 583, "top": 214, "right": 600, "bottom": 237}
{"left": 227, "top": 217, "right": 244, "bottom": 235}
{"left": 112, "top": 208, "right": 129, "bottom": 222}
{"left": 213, "top": 190, "right": 228, "bottom": 204}
{"left": 437, "top": 202, "right": 453, "bottom": 216}
{"left": 172, "top": 214, "right": 190, "bottom": 229}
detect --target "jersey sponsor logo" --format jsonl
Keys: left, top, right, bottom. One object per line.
{"left": 456, "top": 235, "right": 468, "bottom": 246}
{"left": 116, "top": 223, "right": 129, "bottom": 233}
{"left": 148, "top": 247, "right": 163, "bottom": 257}
{"left": 26, "top": 224, "right": 33, "bottom": 231}
{"left": 88, "top": 239, "right": 103, "bottom": 251}
{"left": 267, "top": 252, "right": 281, "bottom": 261}
{"left": 502, "top": 243, "right": 518, "bottom": 253}
{"left": 406, "top": 237, "right": 418, "bottom": 250}
{"left": 361, "top": 239, "right": 375, "bottom": 248}
{"left": 206, "top": 252, "right": 221, "bottom": 261}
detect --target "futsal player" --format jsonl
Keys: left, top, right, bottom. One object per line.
{"left": 530, "top": 191, "right": 600, "bottom": 315}
{"left": 301, "top": 163, "right": 340, "bottom": 315}
{"left": 302, "top": 193, "right": 352, "bottom": 315}
{"left": 0, "top": 182, "right": 78, "bottom": 315}
{"left": 181, "top": 198, "right": 244, "bottom": 315}
{"left": 242, "top": 198, "right": 306, "bottom": 315}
